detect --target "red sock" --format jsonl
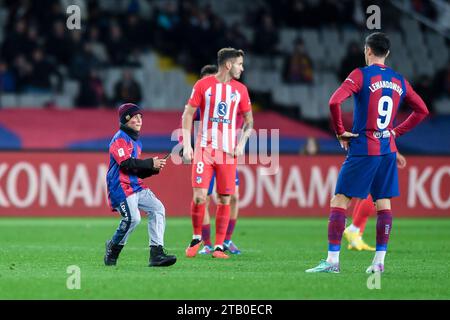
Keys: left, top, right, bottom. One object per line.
{"left": 191, "top": 201, "right": 206, "bottom": 236}
{"left": 215, "top": 204, "right": 230, "bottom": 247}
{"left": 352, "top": 197, "right": 375, "bottom": 234}
{"left": 225, "top": 219, "right": 237, "bottom": 241}
{"left": 202, "top": 224, "right": 211, "bottom": 246}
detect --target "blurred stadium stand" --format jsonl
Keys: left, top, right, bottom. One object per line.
{"left": 0, "top": 0, "right": 449, "bottom": 154}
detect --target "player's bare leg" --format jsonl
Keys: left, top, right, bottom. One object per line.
{"left": 199, "top": 196, "right": 213, "bottom": 254}
{"left": 344, "top": 196, "right": 376, "bottom": 251}
{"left": 212, "top": 194, "right": 231, "bottom": 259}
{"left": 366, "top": 198, "right": 392, "bottom": 273}
{"left": 186, "top": 187, "right": 208, "bottom": 257}
{"left": 306, "top": 194, "right": 351, "bottom": 273}
{"left": 224, "top": 187, "right": 241, "bottom": 254}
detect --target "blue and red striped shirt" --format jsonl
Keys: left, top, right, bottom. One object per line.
{"left": 106, "top": 129, "right": 147, "bottom": 209}
{"left": 330, "top": 63, "right": 429, "bottom": 156}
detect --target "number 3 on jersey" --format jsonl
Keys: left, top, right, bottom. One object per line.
{"left": 377, "top": 96, "right": 393, "bottom": 130}
{"left": 196, "top": 161, "right": 204, "bottom": 174}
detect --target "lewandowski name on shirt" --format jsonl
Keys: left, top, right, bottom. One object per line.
{"left": 368, "top": 80, "right": 404, "bottom": 96}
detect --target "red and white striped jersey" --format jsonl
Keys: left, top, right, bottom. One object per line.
{"left": 187, "top": 75, "right": 252, "bottom": 153}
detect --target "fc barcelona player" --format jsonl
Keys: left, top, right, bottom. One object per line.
{"left": 306, "top": 33, "right": 429, "bottom": 273}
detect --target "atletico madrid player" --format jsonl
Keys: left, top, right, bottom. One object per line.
{"left": 306, "top": 32, "right": 429, "bottom": 273}
{"left": 182, "top": 48, "right": 253, "bottom": 259}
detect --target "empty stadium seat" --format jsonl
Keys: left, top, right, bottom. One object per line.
{"left": 0, "top": 94, "right": 18, "bottom": 108}
{"left": 17, "top": 94, "right": 53, "bottom": 108}
{"left": 434, "top": 98, "right": 450, "bottom": 114}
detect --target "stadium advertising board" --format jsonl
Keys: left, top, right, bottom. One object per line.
{"left": 0, "top": 152, "right": 448, "bottom": 217}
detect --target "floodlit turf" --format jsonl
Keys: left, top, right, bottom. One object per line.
{"left": 0, "top": 217, "right": 449, "bottom": 299}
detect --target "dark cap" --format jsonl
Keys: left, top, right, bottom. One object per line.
{"left": 118, "top": 103, "right": 142, "bottom": 124}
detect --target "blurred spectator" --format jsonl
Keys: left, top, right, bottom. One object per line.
{"left": 412, "top": 0, "right": 437, "bottom": 21}
{"left": 68, "top": 30, "right": 85, "bottom": 59}
{"left": 339, "top": 41, "right": 366, "bottom": 82}
{"left": 11, "top": 54, "right": 33, "bottom": 92}
{"left": 414, "top": 75, "right": 436, "bottom": 113}
{"left": 282, "top": 38, "right": 314, "bottom": 84}
{"left": 70, "top": 42, "right": 103, "bottom": 80}
{"left": 433, "top": 62, "right": 450, "bottom": 98}
{"left": 252, "top": 14, "right": 279, "bottom": 57}
{"left": 1, "top": 19, "right": 29, "bottom": 64}
{"left": 283, "top": 0, "right": 311, "bottom": 27}
{"left": 124, "top": 14, "right": 150, "bottom": 52}
{"left": 86, "top": 26, "right": 108, "bottom": 64}
{"left": 113, "top": 69, "right": 142, "bottom": 106}
{"left": 153, "top": 1, "right": 180, "bottom": 56}
{"left": 224, "top": 23, "right": 250, "bottom": 52}
{"left": 0, "top": 61, "right": 16, "bottom": 93}
{"left": 47, "top": 20, "right": 72, "bottom": 65}
{"left": 23, "top": 24, "right": 41, "bottom": 58}
{"left": 76, "top": 69, "right": 106, "bottom": 107}
{"left": 300, "top": 137, "right": 320, "bottom": 155}
{"left": 25, "top": 47, "right": 54, "bottom": 92}
{"left": 106, "top": 23, "right": 130, "bottom": 65}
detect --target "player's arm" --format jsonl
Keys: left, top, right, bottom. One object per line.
{"left": 181, "top": 103, "right": 197, "bottom": 162}
{"left": 234, "top": 110, "right": 253, "bottom": 157}
{"left": 182, "top": 81, "right": 203, "bottom": 161}
{"left": 329, "top": 68, "right": 362, "bottom": 150}
{"left": 110, "top": 139, "right": 165, "bottom": 177}
{"left": 396, "top": 151, "right": 407, "bottom": 169}
{"left": 391, "top": 80, "right": 429, "bottom": 138}
{"left": 234, "top": 86, "right": 254, "bottom": 157}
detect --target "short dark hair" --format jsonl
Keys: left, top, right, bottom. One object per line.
{"left": 200, "top": 64, "right": 218, "bottom": 77}
{"left": 217, "top": 48, "right": 244, "bottom": 66}
{"left": 365, "top": 32, "right": 390, "bottom": 57}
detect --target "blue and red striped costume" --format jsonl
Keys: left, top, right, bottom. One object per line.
{"left": 107, "top": 129, "right": 147, "bottom": 210}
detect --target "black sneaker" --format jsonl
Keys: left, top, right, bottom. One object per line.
{"left": 104, "top": 240, "right": 124, "bottom": 266}
{"left": 149, "top": 245, "right": 177, "bottom": 267}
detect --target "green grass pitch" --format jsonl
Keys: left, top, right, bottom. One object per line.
{"left": 1, "top": 217, "right": 449, "bottom": 299}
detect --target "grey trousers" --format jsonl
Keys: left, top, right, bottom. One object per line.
{"left": 111, "top": 189, "right": 166, "bottom": 247}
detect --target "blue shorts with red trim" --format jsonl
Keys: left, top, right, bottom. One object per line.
{"left": 335, "top": 152, "right": 399, "bottom": 201}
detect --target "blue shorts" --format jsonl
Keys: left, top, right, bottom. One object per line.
{"left": 335, "top": 152, "right": 399, "bottom": 201}
{"left": 207, "top": 170, "right": 240, "bottom": 196}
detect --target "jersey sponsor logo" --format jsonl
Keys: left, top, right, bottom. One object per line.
{"left": 118, "top": 148, "right": 125, "bottom": 157}
{"left": 196, "top": 176, "right": 202, "bottom": 184}
{"left": 373, "top": 130, "right": 391, "bottom": 139}
{"left": 217, "top": 101, "right": 228, "bottom": 117}
{"left": 209, "top": 117, "right": 231, "bottom": 124}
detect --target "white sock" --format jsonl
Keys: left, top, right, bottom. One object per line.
{"left": 347, "top": 224, "right": 360, "bottom": 233}
{"left": 373, "top": 251, "right": 386, "bottom": 264}
{"left": 193, "top": 234, "right": 201, "bottom": 240}
{"left": 326, "top": 251, "right": 340, "bottom": 264}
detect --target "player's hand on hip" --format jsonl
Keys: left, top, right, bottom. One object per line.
{"left": 182, "top": 145, "right": 193, "bottom": 163}
{"left": 153, "top": 157, "right": 166, "bottom": 170}
{"left": 336, "top": 131, "right": 359, "bottom": 151}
